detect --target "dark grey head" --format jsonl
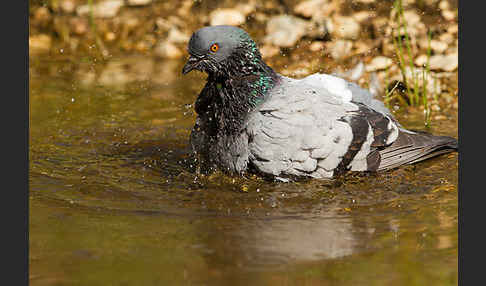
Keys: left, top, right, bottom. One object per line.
{"left": 182, "top": 25, "right": 260, "bottom": 76}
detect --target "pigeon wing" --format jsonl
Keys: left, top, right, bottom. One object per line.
{"left": 246, "top": 78, "right": 361, "bottom": 179}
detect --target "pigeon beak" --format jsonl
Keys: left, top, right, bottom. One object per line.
{"left": 182, "top": 55, "right": 200, "bottom": 75}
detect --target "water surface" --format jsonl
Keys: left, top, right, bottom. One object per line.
{"left": 29, "top": 56, "right": 458, "bottom": 285}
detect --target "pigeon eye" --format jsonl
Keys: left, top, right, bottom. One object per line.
{"left": 210, "top": 43, "right": 219, "bottom": 52}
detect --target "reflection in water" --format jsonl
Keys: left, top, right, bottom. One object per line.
{"left": 249, "top": 216, "right": 356, "bottom": 261}
{"left": 197, "top": 213, "right": 358, "bottom": 271}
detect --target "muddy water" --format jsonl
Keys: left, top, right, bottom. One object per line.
{"left": 29, "top": 56, "right": 458, "bottom": 285}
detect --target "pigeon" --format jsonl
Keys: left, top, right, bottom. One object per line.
{"left": 182, "top": 25, "right": 458, "bottom": 180}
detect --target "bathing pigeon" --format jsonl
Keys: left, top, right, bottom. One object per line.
{"left": 182, "top": 25, "right": 458, "bottom": 180}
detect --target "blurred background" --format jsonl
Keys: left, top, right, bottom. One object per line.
{"left": 29, "top": 0, "right": 458, "bottom": 112}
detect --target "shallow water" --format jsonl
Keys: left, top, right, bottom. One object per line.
{"left": 29, "top": 56, "right": 458, "bottom": 285}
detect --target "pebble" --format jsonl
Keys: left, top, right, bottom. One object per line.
{"left": 293, "top": 0, "right": 329, "bottom": 18}
{"left": 365, "top": 56, "right": 393, "bottom": 72}
{"left": 281, "top": 67, "right": 311, "bottom": 78}
{"left": 77, "top": 0, "right": 124, "bottom": 18}
{"left": 259, "top": 44, "right": 280, "bottom": 59}
{"left": 155, "top": 17, "right": 171, "bottom": 31}
{"left": 401, "top": 10, "right": 421, "bottom": 26}
{"left": 389, "top": 10, "right": 425, "bottom": 38}
{"left": 177, "top": 0, "right": 193, "bottom": 18}
{"left": 329, "top": 40, "right": 352, "bottom": 60}
{"left": 235, "top": 2, "right": 256, "bottom": 17}
{"left": 253, "top": 12, "right": 268, "bottom": 22}
{"left": 353, "top": 41, "right": 374, "bottom": 55}
{"left": 309, "top": 41, "right": 325, "bottom": 52}
{"left": 441, "top": 10, "right": 456, "bottom": 21}
{"left": 447, "top": 25, "right": 458, "bottom": 35}
{"left": 33, "top": 7, "right": 51, "bottom": 25}
{"left": 439, "top": 32, "right": 455, "bottom": 45}
{"left": 60, "top": 0, "right": 76, "bottom": 13}
{"left": 414, "top": 54, "right": 429, "bottom": 67}
{"left": 372, "top": 16, "right": 388, "bottom": 35}
{"left": 404, "top": 10, "right": 426, "bottom": 34}
{"left": 439, "top": 0, "right": 450, "bottom": 10}
{"left": 428, "top": 53, "right": 458, "bottom": 72}
{"left": 264, "top": 15, "right": 310, "bottom": 47}
{"left": 430, "top": 40, "right": 449, "bottom": 53}
{"left": 337, "top": 61, "right": 365, "bottom": 81}
{"left": 126, "top": 0, "right": 152, "bottom": 6}
{"left": 332, "top": 16, "right": 361, "bottom": 40}
{"left": 447, "top": 42, "right": 458, "bottom": 55}
{"left": 104, "top": 32, "right": 116, "bottom": 42}
{"left": 122, "top": 16, "right": 140, "bottom": 30}
{"left": 418, "top": 38, "right": 449, "bottom": 54}
{"left": 167, "top": 15, "right": 186, "bottom": 28}
{"left": 452, "top": 101, "right": 458, "bottom": 109}
{"left": 29, "top": 34, "right": 52, "bottom": 54}
{"left": 134, "top": 39, "right": 152, "bottom": 52}
{"left": 69, "top": 17, "right": 88, "bottom": 35}
{"left": 424, "top": 0, "right": 441, "bottom": 5}
{"left": 209, "top": 9, "right": 245, "bottom": 26}
{"left": 352, "top": 11, "right": 373, "bottom": 23}
{"left": 154, "top": 40, "right": 183, "bottom": 59}
{"left": 167, "top": 27, "right": 190, "bottom": 44}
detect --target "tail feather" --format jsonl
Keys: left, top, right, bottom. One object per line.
{"left": 377, "top": 129, "right": 458, "bottom": 171}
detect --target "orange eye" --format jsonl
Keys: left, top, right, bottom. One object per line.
{"left": 210, "top": 43, "right": 219, "bottom": 52}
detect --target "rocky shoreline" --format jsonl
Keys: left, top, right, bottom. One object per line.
{"left": 29, "top": 0, "right": 458, "bottom": 114}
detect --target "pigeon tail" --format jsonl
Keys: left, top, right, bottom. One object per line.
{"left": 375, "top": 130, "right": 458, "bottom": 171}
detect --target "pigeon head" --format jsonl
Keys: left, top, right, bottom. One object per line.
{"left": 183, "top": 26, "right": 278, "bottom": 135}
{"left": 182, "top": 25, "right": 263, "bottom": 76}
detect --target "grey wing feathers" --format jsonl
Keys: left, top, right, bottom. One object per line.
{"left": 246, "top": 74, "right": 457, "bottom": 179}
{"left": 247, "top": 79, "right": 358, "bottom": 179}
{"left": 376, "top": 130, "right": 458, "bottom": 170}
{"left": 342, "top": 102, "right": 457, "bottom": 172}
{"left": 337, "top": 102, "right": 400, "bottom": 172}
{"left": 300, "top": 73, "right": 394, "bottom": 118}
{"left": 344, "top": 81, "right": 457, "bottom": 171}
